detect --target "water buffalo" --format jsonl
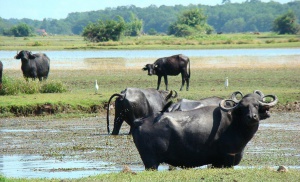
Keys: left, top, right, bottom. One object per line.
{"left": 166, "top": 91, "right": 243, "bottom": 112}
{"left": 0, "top": 61, "right": 3, "bottom": 89}
{"left": 14, "top": 50, "right": 50, "bottom": 81}
{"left": 132, "top": 92, "right": 278, "bottom": 170}
{"left": 106, "top": 88, "right": 177, "bottom": 135}
{"left": 142, "top": 54, "right": 190, "bottom": 91}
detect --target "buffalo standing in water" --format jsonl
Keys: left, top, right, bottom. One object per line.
{"left": 107, "top": 88, "right": 177, "bottom": 135}
{"left": 14, "top": 50, "right": 50, "bottom": 81}
{"left": 132, "top": 91, "right": 278, "bottom": 170}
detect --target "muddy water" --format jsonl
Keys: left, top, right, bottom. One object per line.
{"left": 0, "top": 112, "right": 299, "bottom": 179}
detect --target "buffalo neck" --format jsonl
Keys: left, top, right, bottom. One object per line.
{"left": 231, "top": 110, "right": 259, "bottom": 142}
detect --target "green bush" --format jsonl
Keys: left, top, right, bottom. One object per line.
{"left": 40, "top": 80, "right": 67, "bottom": 93}
{"left": 0, "top": 76, "right": 67, "bottom": 95}
{"left": 0, "top": 76, "right": 21, "bottom": 95}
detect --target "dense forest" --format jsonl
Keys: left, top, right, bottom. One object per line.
{"left": 0, "top": 1, "right": 299, "bottom": 35}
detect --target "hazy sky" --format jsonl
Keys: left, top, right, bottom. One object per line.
{"left": 0, "top": 0, "right": 293, "bottom": 20}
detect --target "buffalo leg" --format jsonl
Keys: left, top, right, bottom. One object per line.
{"left": 233, "top": 152, "right": 243, "bottom": 166}
{"left": 223, "top": 153, "right": 236, "bottom": 168}
{"left": 141, "top": 154, "right": 159, "bottom": 170}
{"left": 186, "top": 75, "right": 189, "bottom": 91}
{"left": 157, "top": 76, "right": 162, "bottom": 90}
{"left": 163, "top": 75, "right": 168, "bottom": 91}
{"left": 112, "top": 118, "right": 123, "bottom": 135}
{"left": 211, "top": 153, "right": 236, "bottom": 168}
{"left": 180, "top": 73, "right": 185, "bottom": 91}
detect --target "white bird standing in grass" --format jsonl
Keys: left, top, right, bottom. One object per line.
{"left": 225, "top": 77, "right": 229, "bottom": 89}
{"left": 95, "top": 80, "right": 99, "bottom": 94}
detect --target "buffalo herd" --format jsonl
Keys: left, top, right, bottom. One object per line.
{"left": 3, "top": 51, "right": 278, "bottom": 171}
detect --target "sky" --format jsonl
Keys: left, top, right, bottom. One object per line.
{"left": 0, "top": 0, "right": 293, "bottom": 20}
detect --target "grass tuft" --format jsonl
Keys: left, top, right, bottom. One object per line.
{"left": 0, "top": 76, "right": 67, "bottom": 95}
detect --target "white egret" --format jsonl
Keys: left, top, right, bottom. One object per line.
{"left": 225, "top": 77, "right": 229, "bottom": 89}
{"left": 95, "top": 80, "right": 99, "bottom": 94}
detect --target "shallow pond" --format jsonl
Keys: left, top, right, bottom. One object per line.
{"left": 0, "top": 112, "right": 299, "bottom": 179}
{"left": 1, "top": 48, "right": 300, "bottom": 70}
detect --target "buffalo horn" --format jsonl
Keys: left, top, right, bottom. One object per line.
{"left": 230, "top": 91, "right": 243, "bottom": 102}
{"left": 172, "top": 90, "right": 178, "bottom": 98}
{"left": 219, "top": 99, "right": 239, "bottom": 111}
{"left": 165, "top": 90, "right": 173, "bottom": 101}
{"left": 258, "top": 95, "right": 278, "bottom": 108}
{"left": 14, "top": 50, "right": 19, "bottom": 59}
{"left": 254, "top": 90, "right": 265, "bottom": 99}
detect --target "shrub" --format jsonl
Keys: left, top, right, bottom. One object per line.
{"left": 40, "top": 80, "right": 67, "bottom": 93}
{"left": 0, "top": 76, "right": 21, "bottom": 95}
{"left": 265, "top": 39, "right": 275, "bottom": 44}
{"left": 0, "top": 76, "right": 67, "bottom": 95}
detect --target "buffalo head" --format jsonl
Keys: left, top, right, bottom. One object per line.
{"left": 220, "top": 93, "right": 278, "bottom": 125}
{"left": 14, "top": 50, "right": 36, "bottom": 61}
{"left": 142, "top": 64, "right": 157, "bottom": 76}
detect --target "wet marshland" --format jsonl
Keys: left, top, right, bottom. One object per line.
{"left": 0, "top": 112, "right": 299, "bottom": 179}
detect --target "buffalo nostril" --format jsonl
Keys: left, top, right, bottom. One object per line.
{"left": 253, "top": 114, "right": 258, "bottom": 119}
{"left": 248, "top": 114, "right": 258, "bottom": 120}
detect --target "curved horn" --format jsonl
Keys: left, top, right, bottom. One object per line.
{"left": 165, "top": 90, "right": 173, "bottom": 101}
{"left": 254, "top": 90, "right": 265, "bottom": 99}
{"left": 172, "top": 90, "right": 178, "bottom": 98}
{"left": 219, "top": 99, "right": 239, "bottom": 111}
{"left": 258, "top": 95, "right": 278, "bottom": 108}
{"left": 14, "top": 50, "right": 19, "bottom": 59}
{"left": 230, "top": 91, "right": 243, "bottom": 103}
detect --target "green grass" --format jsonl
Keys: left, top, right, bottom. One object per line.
{"left": 0, "top": 33, "right": 299, "bottom": 116}
{"left": 0, "top": 33, "right": 299, "bottom": 50}
{"left": 0, "top": 76, "right": 66, "bottom": 95}
{"left": 2, "top": 168, "right": 300, "bottom": 182}
{"left": 0, "top": 66, "right": 299, "bottom": 117}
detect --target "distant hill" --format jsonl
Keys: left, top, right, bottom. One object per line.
{"left": 0, "top": 1, "right": 299, "bottom": 35}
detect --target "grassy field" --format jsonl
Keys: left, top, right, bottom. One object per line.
{"left": 1, "top": 34, "right": 300, "bottom": 182}
{"left": 1, "top": 56, "right": 300, "bottom": 117}
{"left": 0, "top": 32, "right": 300, "bottom": 50}
{"left": 0, "top": 33, "right": 300, "bottom": 116}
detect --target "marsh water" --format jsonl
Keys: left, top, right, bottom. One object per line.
{"left": 0, "top": 49, "right": 300, "bottom": 179}
{"left": 0, "top": 112, "right": 300, "bottom": 179}
{"left": 1, "top": 48, "right": 300, "bottom": 70}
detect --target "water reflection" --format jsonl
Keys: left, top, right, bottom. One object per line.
{"left": 1, "top": 48, "right": 300, "bottom": 70}
{"left": 0, "top": 155, "right": 169, "bottom": 179}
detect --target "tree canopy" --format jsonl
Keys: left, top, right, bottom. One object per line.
{"left": 0, "top": 1, "right": 299, "bottom": 35}
{"left": 6, "top": 23, "right": 33, "bottom": 37}
{"left": 272, "top": 10, "right": 300, "bottom": 34}
{"left": 168, "top": 8, "right": 214, "bottom": 37}
{"left": 82, "top": 16, "right": 126, "bottom": 42}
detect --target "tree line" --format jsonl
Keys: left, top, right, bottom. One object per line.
{"left": 0, "top": 1, "right": 299, "bottom": 37}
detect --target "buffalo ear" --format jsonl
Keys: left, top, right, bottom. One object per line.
{"left": 28, "top": 52, "right": 36, "bottom": 59}
{"left": 142, "top": 67, "right": 147, "bottom": 71}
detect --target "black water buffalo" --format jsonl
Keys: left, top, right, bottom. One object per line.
{"left": 106, "top": 88, "right": 177, "bottom": 135}
{"left": 14, "top": 50, "right": 50, "bottom": 81}
{"left": 166, "top": 97, "right": 222, "bottom": 112}
{"left": 166, "top": 91, "right": 243, "bottom": 112}
{"left": 0, "top": 61, "right": 3, "bottom": 89}
{"left": 142, "top": 54, "right": 190, "bottom": 91}
{"left": 132, "top": 92, "right": 278, "bottom": 170}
